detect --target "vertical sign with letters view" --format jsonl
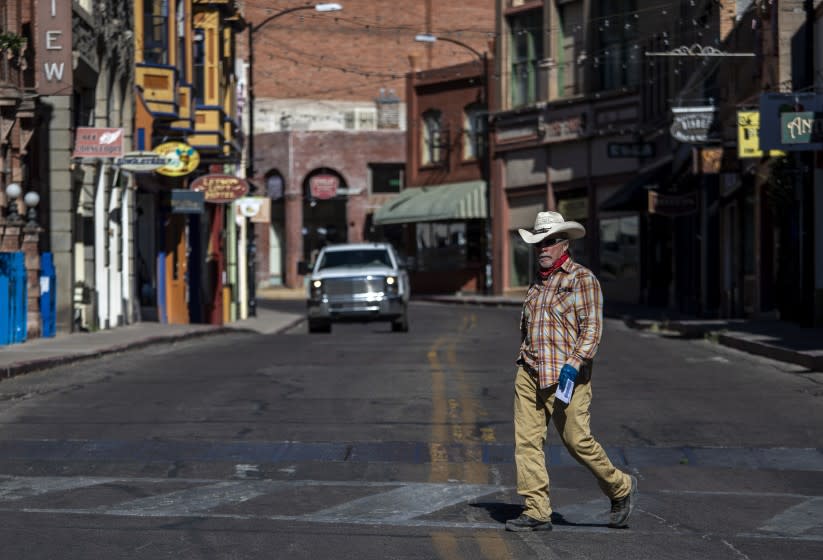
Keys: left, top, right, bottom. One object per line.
{"left": 36, "top": 0, "right": 72, "bottom": 95}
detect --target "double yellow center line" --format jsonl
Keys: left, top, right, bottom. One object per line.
{"left": 427, "top": 312, "right": 511, "bottom": 559}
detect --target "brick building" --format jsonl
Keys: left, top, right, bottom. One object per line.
{"left": 241, "top": 0, "right": 496, "bottom": 289}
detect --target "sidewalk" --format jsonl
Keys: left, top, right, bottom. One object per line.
{"left": 418, "top": 294, "right": 823, "bottom": 372}
{"left": 0, "top": 305, "right": 303, "bottom": 379}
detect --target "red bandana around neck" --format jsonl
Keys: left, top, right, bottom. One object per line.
{"left": 538, "top": 252, "right": 569, "bottom": 280}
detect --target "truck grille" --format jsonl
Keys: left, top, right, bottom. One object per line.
{"left": 324, "top": 276, "right": 384, "bottom": 297}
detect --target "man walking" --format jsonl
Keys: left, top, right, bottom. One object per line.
{"left": 505, "top": 211, "right": 637, "bottom": 532}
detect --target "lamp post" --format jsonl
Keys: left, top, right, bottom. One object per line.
{"left": 414, "top": 34, "right": 493, "bottom": 294}
{"left": 245, "top": 2, "right": 342, "bottom": 317}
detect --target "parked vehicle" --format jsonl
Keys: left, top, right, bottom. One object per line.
{"left": 298, "top": 243, "right": 410, "bottom": 333}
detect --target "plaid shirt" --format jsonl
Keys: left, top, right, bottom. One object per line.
{"left": 517, "top": 255, "right": 603, "bottom": 389}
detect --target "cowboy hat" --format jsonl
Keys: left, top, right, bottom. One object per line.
{"left": 518, "top": 211, "right": 586, "bottom": 244}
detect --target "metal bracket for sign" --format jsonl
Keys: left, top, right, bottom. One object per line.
{"left": 646, "top": 44, "right": 755, "bottom": 57}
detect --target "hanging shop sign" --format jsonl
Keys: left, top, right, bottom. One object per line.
{"left": 607, "top": 142, "right": 655, "bottom": 159}
{"left": 190, "top": 174, "right": 249, "bottom": 203}
{"left": 72, "top": 127, "right": 124, "bottom": 158}
{"left": 169, "top": 189, "right": 205, "bottom": 215}
{"left": 309, "top": 174, "right": 339, "bottom": 200}
{"left": 781, "top": 112, "right": 823, "bottom": 145}
{"left": 737, "top": 111, "right": 784, "bottom": 158}
{"left": 670, "top": 106, "right": 717, "bottom": 144}
{"left": 698, "top": 147, "right": 723, "bottom": 174}
{"left": 154, "top": 142, "right": 200, "bottom": 177}
{"left": 759, "top": 93, "right": 823, "bottom": 151}
{"left": 117, "top": 151, "right": 173, "bottom": 172}
{"left": 236, "top": 196, "right": 271, "bottom": 224}
{"left": 648, "top": 191, "right": 698, "bottom": 217}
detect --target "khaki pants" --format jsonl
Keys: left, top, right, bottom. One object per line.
{"left": 513, "top": 366, "right": 631, "bottom": 521}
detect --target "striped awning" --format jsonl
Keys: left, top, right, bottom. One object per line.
{"left": 373, "top": 180, "right": 487, "bottom": 225}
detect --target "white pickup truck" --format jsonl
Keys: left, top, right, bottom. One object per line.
{"left": 299, "top": 243, "right": 410, "bottom": 333}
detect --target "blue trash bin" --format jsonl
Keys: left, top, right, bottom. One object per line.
{"left": 0, "top": 252, "right": 27, "bottom": 344}
{"left": 40, "top": 252, "right": 56, "bottom": 338}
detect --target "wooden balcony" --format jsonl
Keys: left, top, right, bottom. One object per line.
{"left": 188, "top": 106, "right": 226, "bottom": 153}
{"left": 136, "top": 64, "right": 179, "bottom": 119}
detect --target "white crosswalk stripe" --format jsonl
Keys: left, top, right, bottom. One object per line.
{"left": 0, "top": 475, "right": 822, "bottom": 541}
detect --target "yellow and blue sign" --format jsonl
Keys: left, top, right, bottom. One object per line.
{"left": 154, "top": 142, "right": 200, "bottom": 177}
{"left": 737, "top": 111, "right": 784, "bottom": 159}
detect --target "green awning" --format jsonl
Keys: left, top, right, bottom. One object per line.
{"left": 373, "top": 180, "right": 487, "bottom": 225}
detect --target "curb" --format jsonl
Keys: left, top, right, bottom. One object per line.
{"left": 0, "top": 328, "right": 236, "bottom": 380}
{"left": 715, "top": 333, "right": 823, "bottom": 371}
{"left": 0, "top": 317, "right": 305, "bottom": 381}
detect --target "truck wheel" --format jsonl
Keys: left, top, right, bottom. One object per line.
{"left": 308, "top": 320, "right": 331, "bottom": 333}
{"left": 391, "top": 310, "right": 409, "bottom": 333}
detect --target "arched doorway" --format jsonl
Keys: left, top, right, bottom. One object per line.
{"left": 265, "top": 170, "right": 285, "bottom": 285}
{"left": 302, "top": 168, "right": 348, "bottom": 262}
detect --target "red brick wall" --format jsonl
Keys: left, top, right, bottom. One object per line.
{"left": 407, "top": 60, "right": 487, "bottom": 187}
{"left": 241, "top": 0, "right": 495, "bottom": 103}
{"left": 254, "top": 129, "right": 405, "bottom": 286}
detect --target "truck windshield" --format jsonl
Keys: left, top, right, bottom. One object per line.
{"left": 317, "top": 249, "right": 393, "bottom": 270}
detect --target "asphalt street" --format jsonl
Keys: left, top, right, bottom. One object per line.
{"left": 0, "top": 301, "right": 821, "bottom": 559}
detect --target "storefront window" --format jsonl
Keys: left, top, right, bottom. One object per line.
{"left": 416, "top": 222, "right": 467, "bottom": 270}
{"left": 599, "top": 215, "right": 640, "bottom": 302}
{"left": 510, "top": 230, "right": 535, "bottom": 287}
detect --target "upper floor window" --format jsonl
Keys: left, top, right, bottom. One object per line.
{"left": 509, "top": 9, "right": 543, "bottom": 107}
{"left": 598, "top": 0, "right": 641, "bottom": 91}
{"left": 143, "top": 0, "right": 169, "bottom": 65}
{"left": 462, "top": 103, "right": 487, "bottom": 161}
{"left": 370, "top": 163, "right": 404, "bottom": 194}
{"left": 421, "top": 109, "right": 445, "bottom": 166}
{"left": 176, "top": 0, "right": 186, "bottom": 78}
{"left": 193, "top": 28, "right": 205, "bottom": 104}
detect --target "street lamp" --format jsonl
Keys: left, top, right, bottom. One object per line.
{"left": 23, "top": 191, "right": 40, "bottom": 228}
{"left": 414, "top": 33, "right": 493, "bottom": 295}
{"left": 245, "top": 2, "right": 342, "bottom": 317}
{"left": 5, "top": 182, "right": 22, "bottom": 222}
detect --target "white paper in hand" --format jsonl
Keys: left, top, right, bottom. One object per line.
{"left": 555, "top": 376, "right": 574, "bottom": 404}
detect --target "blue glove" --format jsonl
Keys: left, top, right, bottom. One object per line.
{"left": 559, "top": 364, "right": 578, "bottom": 383}
{"left": 555, "top": 364, "right": 578, "bottom": 404}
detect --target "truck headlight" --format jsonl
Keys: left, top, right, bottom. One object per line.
{"left": 385, "top": 276, "right": 398, "bottom": 295}
{"left": 310, "top": 279, "right": 323, "bottom": 299}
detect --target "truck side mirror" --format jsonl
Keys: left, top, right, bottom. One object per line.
{"left": 297, "top": 261, "right": 309, "bottom": 275}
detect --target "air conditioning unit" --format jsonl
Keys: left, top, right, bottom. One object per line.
{"left": 344, "top": 108, "right": 378, "bottom": 131}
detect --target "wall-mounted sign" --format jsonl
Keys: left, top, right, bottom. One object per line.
{"left": 670, "top": 106, "right": 716, "bottom": 144}
{"left": 190, "top": 174, "right": 248, "bottom": 203}
{"left": 544, "top": 115, "right": 585, "bottom": 142}
{"left": 781, "top": 112, "right": 823, "bottom": 144}
{"left": 154, "top": 142, "right": 200, "bottom": 177}
{"left": 36, "top": 0, "right": 72, "bottom": 96}
{"left": 309, "top": 174, "right": 339, "bottom": 200}
{"left": 759, "top": 93, "right": 823, "bottom": 151}
{"left": 117, "top": 151, "right": 173, "bottom": 172}
{"left": 737, "top": 111, "right": 784, "bottom": 158}
{"left": 648, "top": 191, "right": 698, "bottom": 216}
{"left": 607, "top": 142, "right": 655, "bottom": 158}
{"left": 72, "top": 128, "right": 124, "bottom": 158}
{"left": 236, "top": 196, "right": 271, "bottom": 224}
{"left": 169, "top": 189, "right": 205, "bottom": 215}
